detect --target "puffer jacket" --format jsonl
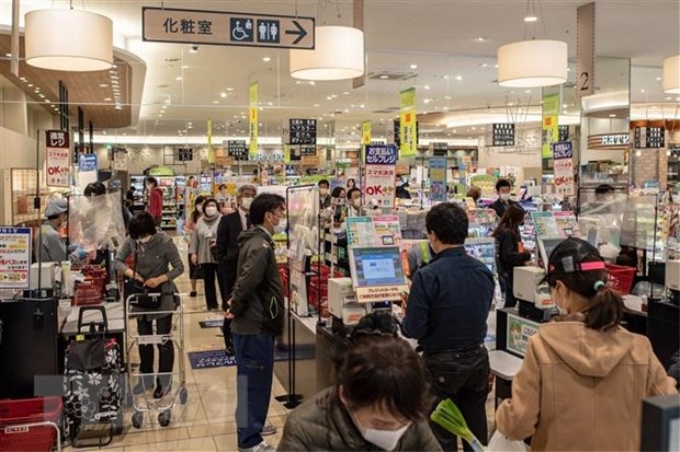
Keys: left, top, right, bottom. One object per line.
{"left": 496, "top": 321, "right": 678, "bottom": 451}
{"left": 230, "top": 226, "right": 284, "bottom": 336}
{"left": 277, "top": 387, "right": 441, "bottom": 451}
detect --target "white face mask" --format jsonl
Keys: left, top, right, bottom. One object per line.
{"left": 500, "top": 193, "right": 511, "bottom": 202}
{"left": 205, "top": 206, "right": 218, "bottom": 216}
{"left": 362, "top": 424, "right": 410, "bottom": 451}
{"left": 274, "top": 219, "right": 287, "bottom": 235}
{"left": 241, "top": 197, "right": 253, "bottom": 210}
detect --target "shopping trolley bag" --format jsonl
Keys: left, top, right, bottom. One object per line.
{"left": 63, "top": 306, "right": 122, "bottom": 448}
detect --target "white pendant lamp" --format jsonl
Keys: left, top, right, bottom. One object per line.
{"left": 497, "top": 40, "right": 568, "bottom": 88}
{"left": 662, "top": 55, "right": 680, "bottom": 94}
{"left": 290, "top": 26, "right": 364, "bottom": 81}
{"left": 25, "top": 9, "right": 113, "bottom": 72}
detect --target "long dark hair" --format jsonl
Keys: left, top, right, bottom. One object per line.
{"left": 493, "top": 204, "right": 525, "bottom": 238}
{"left": 191, "top": 195, "right": 206, "bottom": 224}
{"left": 545, "top": 239, "right": 624, "bottom": 331}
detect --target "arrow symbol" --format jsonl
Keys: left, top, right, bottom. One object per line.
{"left": 285, "top": 20, "right": 307, "bottom": 45}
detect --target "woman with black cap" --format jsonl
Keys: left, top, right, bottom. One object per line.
{"left": 495, "top": 238, "right": 676, "bottom": 451}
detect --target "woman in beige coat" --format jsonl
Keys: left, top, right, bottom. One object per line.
{"left": 496, "top": 238, "right": 677, "bottom": 451}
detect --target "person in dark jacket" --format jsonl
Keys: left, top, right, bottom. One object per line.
{"left": 225, "top": 193, "right": 286, "bottom": 452}
{"left": 278, "top": 335, "right": 441, "bottom": 452}
{"left": 402, "top": 202, "right": 495, "bottom": 451}
{"left": 488, "top": 178, "right": 518, "bottom": 219}
{"left": 216, "top": 184, "right": 256, "bottom": 354}
{"left": 493, "top": 205, "right": 531, "bottom": 309}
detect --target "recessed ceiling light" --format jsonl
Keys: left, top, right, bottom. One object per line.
{"left": 640, "top": 89, "right": 646, "bottom": 93}
{"left": 27, "top": 84, "right": 33, "bottom": 87}
{"left": 479, "top": 63, "right": 488, "bottom": 68}
{"left": 308, "top": 81, "right": 315, "bottom": 85}
{"left": 263, "top": 57, "right": 271, "bottom": 62}
{"left": 524, "top": 89, "right": 531, "bottom": 93}
{"left": 609, "top": 114, "right": 617, "bottom": 117}
{"left": 562, "top": 104, "right": 568, "bottom": 108}
{"left": 443, "top": 106, "right": 449, "bottom": 111}
{"left": 379, "top": 75, "right": 389, "bottom": 79}
{"left": 455, "top": 75, "right": 463, "bottom": 81}
{"left": 343, "top": 91, "right": 350, "bottom": 95}
{"left": 99, "top": 83, "right": 108, "bottom": 88}
{"left": 410, "top": 64, "right": 418, "bottom": 69}
{"left": 4, "top": 53, "right": 11, "bottom": 57}
{"left": 19, "top": 77, "right": 26, "bottom": 82}
{"left": 313, "top": 103, "right": 320, "bottom": 107}
{"left": 45, "top": 99, "right": 51, "bottom": 103}
{"left": 423, "top": 99, "right": 431, "bottom": 104}
{"left": 424, "top": 85, "right": 430, "bottom": 90}
{"left": 175, "top": 76, "right": 182, "bottom": 81}
{"left": 38, "top": 94, "right": 45, "bottom": 99}
{"left": 666, "top": 96, "right": 673, "bottom": 100}
{"left": 226, "top": 87, "right": 234, "bottom": 91}
{"left": 475, "top": 37, "right": 489, "bottom": 42}
{"left": 360, "top": 104, "right": 365, "bottom": 108}
{"left": 267, "top": 101, "right": 273, "bottom": 106}
{"left": 104, "top": 97, "right": 112, "bottom": 101}
{"left": 220, "top": 92, "right": 227, "bottom": 98}
{"left": 656, "top": 77, "right": 662, "bottom": 81}
{"left": 524, "top": 15, "right": 538, "bottom": 22}
{"left": 114, "top": 105, "right": 122, "bottom": 111}
{"left": 326, "top": 96, "right": 332, "bottom": 100}
{"left": 213, "top": 100, "right": 219, "bottom": 104}
{"left": 494, "top": 64, "right": 499, "bottom": 69}
{"left": 182, "top": 64, "right": 189, "bottom": 69}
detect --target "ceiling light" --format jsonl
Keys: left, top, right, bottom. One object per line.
{"left": 4, "top": 53, "right": 11, "bottom": 57}
{"left": 380, "top": 75, "right": 389, "bottom": 79}
{"left": 313, "top": 103, "right": 320, "bottom": 107}
{"left": 290, "top": 26, "right": 365, "bottom": 81}
{"left": 308, "top": 81, "right": 315, "bottom": 85}
{"left": 497, "top": 40, "right": 568, "bottom": 87}
{"left": 182, "top": 65, "right": 189, "bottom": 69}
{"left": 360, "top": 104, "right": 365, "bottom": 108}
{"left": 479, "top": 63, "right": 488, "bottom": 68}
{"left": 641, "top": 89, "right": 646, "bottom": 93}
{"left": 220, "top": 92, "right": 227, "bottom": 98}
{"left": 656, "top": 77, "right": 662, "bottom": 81}
{"left": 410, "top": 64, "right": 418, "bottom": 69}
{"left": 175, "top": 76, "right": 182, "bottom": 81}
{"left": 524, "top": 89, "right": 531, "bottom": 93}
{"left": 38, "top": 94, "right": 45, "bottom": 99}
{"left": 19, "top": 77, "right": 26, "bottom": 82}
{"left": 263, "top": 56, "right": 271, "bottom": 62}
{"left": 326, "top": 96, "right": 332, "bottom": 100}
{"left": 524, "top": 15, "right": 538, "bottom": 22}
{"left": 27, "top": 84, "right": 33, "bottom": 88}
{"left": 663, "top": 56, "right": 680, "bottom": 93}
{"left": 114, "top": 105, "right": 122, "bottom": 111}
{"left": 45, "top": 99, "right": 50, "bottom": 103}
{"left": 227, "top": 87, "right": 234, "bottom": 91}
{"left": 475, "top": 37, "right": 489, "bottom": 42}
{"left": 104, "top": 97, "right": 111, "bottom": 101}
{"left": 99, "top": 83, "right": 108, "bottom": 88}
{"left": 25, "top": 9, "right": 113, "bottom": 71}
{"left": 424, "top": 85, "right": 430, "bottom": 90}
{"left": 609, "top": 114, "right": 617, "bottom": 117}
{"left": 455, "top": 75, "right": 463, "bottom": 81}
{"left": 213, "top": 100, "right": 219, "bottom": 104}
{"left": 343, "top": 91, "right": 350, "bottom": 95}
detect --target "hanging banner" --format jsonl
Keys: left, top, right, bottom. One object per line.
{"left": 78, "top": 154, "right": 98, "bottom": 189}
{"left": 552, "top": 141, "right": 575, "bottom": 196}
{"left": 0, "top": 227, "right": 31, "bottom": 289}
{"left": 362, "top": 120, "right": 372, "bottom": 146}
{"left": 112, "top": 148, "right": 128, "bottom": 171}
{"left": 45, "top": 130, "right": 70, "bottom": 188}
{"left": 542, "top": 93, "right": 560, "bottom": 159}
{"left": 207, "top": 118, "right": 215, "bottom": 164}
{"left": 364, "top": 144, "right": 397, "bottom": 208}
{"left": 430, "top": 156, "right": 447, "bottom": 202}
{"left": 399, "top": 87, "right": 417, "bottom": 158}
{"left": 249, "top": 82, "right": 258, "bottom": 156}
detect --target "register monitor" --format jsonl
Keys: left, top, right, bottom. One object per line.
{"left": 537, "top": 237, "right": 565, "bottom": 271}
{"left": 348, "top": 246, "right": 407, "bottom": 289}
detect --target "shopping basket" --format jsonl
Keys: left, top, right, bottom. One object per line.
{"left": 605, "top": 263, "right": 636, "bottom": 295}
{"left": 0, "top": 397, "right": 62, "bottom": 452}
{"left": 73, "top": 280, "right": 104, "bottom": 305}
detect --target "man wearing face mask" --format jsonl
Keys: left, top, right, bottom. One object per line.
{"left": 216, "top": 184, "right": 257, "bottom": 355}
{"left": 402, "top": 203, "right": 495, "bottom": 451}
{"left": 37, "top": 198, "right": 88, "bottom": 265}
{"left": 278, "top": 335, "right": 441, "bottom": 451}
{"left": 489, "top": 178, "right": 517, "bottom": 220}
{"left": 318, "top": 179, "right": 331, "bottom": 209}
{"left": 225, "top": 193, "right": 286, "bottom": 452}
{"left": 347, "top": 187, "right": 364, "bottom": 217}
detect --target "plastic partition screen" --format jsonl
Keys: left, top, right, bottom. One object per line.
{"left": 348, "top": 246, "right": 406, "bottom": 289}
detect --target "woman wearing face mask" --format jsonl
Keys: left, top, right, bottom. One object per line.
{"left": 278, "top": 336, "right": 441, "bottom": 451}
{"left": 189, "top": 198, "right": 226, "bottom": 311}
{"left": 114, "top": 212, "right": 184, "bottom": 398}
{"left": 184, "top": 195, "right": 206, "bottom": 298}
{"left": 496, "top": 238, "right": 676, "bottom": 451}
{"left": 493, "top": 204, "right": 531, "bottom": 308}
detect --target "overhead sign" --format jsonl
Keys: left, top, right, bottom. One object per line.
{"left": 287, "top": 118, "right": 317, "bottom": 145}
{"left": 178, "top": 148, "right": 193, "bottom": 162}
{"left": 300, "top": 146, "right": 317, "bottom": 156}
{"left": 365, "top": 145, "right": 397, "bottom": 208}
{"left": 78, "top": 154, "right": 98, "bottom": 172}
{"left": 492, "top": 124, "right": 515, "bottom": 147}
{"left": 226, "top": 140, "right": 248, "bottom": 160}
{"left": 45, "top": 130, "right": 70, "bottom": 188}
{"left": 0, "top": 227, "right": 31, "bottom": 289}
{"left": 113, "top": 148, "right": 128, "bottom": 171}
{"left": 429, "top": 142, "right": 448, "bottom": 156}
{"left": 634, "top": 126, "right": 665, "bottom": 149}
{"left": 142, "top": 7, "right": 315, "bottom": 49}
{"left": 362, "top": 121, "right": 372, "bottom": 146}
{"left": 542, "top": 93, "right": 560, "bottom": 159}
{"left": 249, "top": 82, "right": 258, "bottom": 156}
{"left": 399, "top": 88, "right": 417, "bottom": 158}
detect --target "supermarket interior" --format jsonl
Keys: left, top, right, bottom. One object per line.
{"left": 0, "top": 0, "right": 679, "bottom": 451}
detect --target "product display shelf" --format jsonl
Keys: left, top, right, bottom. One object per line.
{"left": 129, "top": 175, "right": 146, "bottom": 208}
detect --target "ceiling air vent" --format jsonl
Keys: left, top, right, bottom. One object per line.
{"left": 367, "top": 71, "right": 417, "bottom": 81}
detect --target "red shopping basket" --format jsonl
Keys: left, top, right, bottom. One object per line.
{"left": 606, "top": 263, "right": 636, "bottom": 295}
{"left": 0, "top": 397, "right": 62, "bottom": 452}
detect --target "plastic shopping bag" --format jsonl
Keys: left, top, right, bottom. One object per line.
{"left": 487, "top": 430, "right": 527, "bottom": 452}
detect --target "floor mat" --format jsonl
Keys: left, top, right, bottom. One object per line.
{"left": 199, "top": 319, "right": 224, "bottom": 329}
{"left": 188, "top": 345, "right": 316, "bottom": 370}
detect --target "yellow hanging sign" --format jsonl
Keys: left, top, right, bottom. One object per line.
{"left": 249, "top": 82, "right": 259, "bottom": 156}
{"left": 362, "top": 120, "right": 372, "bottom": 145}
{"left": 542, "top": 93, "right": 560, "bottom": 159}
{"left": 400, "top": 87, "right": 417, "bottom": 158}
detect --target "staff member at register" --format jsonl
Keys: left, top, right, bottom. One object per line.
{"left": 402, "top": 203, "right": 495, "bottom": 451}
{"left": 36, "top": 198, "right": 88, "bottom": 265}
{"left": 496, "top": 238, "right": 677, "bottom": 451}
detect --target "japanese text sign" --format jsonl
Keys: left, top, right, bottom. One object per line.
{"left": 552, "top": 141, "right": 575, "bottom": 196}
{"left": 45, "top": 130, "right": 70, "bottom": 188}
{"left": 365, "top": 144, "right": 398, "bottom": 165}
{"left": 0, "top": 227, "right": 31, "bottom": 289}
{"left": 364, "top": 165, "right": 397, "bottom": 208}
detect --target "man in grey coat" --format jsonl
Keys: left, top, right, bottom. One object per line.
{"left": 225, "top": 193, "right": 286, "bottom": 452}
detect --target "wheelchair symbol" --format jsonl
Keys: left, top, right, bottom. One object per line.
{"left": 232, "top": 19, "right": 252, "bottom": 41}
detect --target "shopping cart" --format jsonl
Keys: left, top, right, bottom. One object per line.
{"left": 124, "top": 293, "right": 188, "bottom": 429}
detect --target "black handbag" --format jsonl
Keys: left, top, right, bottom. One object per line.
{"left": 124, "top": 243, "right": 162, "bottom": 310}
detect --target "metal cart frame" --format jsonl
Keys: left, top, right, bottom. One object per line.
{"left": 124, "top": 293, "right": 188, "bottom": 428}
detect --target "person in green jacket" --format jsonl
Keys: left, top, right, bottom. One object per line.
{"left": 277, "top": 336, "right": 442, "bottom": 451}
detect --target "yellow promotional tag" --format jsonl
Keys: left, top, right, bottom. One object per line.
{"left": 76, "top": 334, "right": 85, "bottom": 341}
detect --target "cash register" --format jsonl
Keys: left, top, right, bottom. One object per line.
{"left": 328, "top": 245, "right": 407, "bottom": 336}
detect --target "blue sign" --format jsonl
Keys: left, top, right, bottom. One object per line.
{"left": 78, "top": 154, "right": 98, "bottom": 172}
{"left": 552, "top": 141, "right": 573, "bottom": 160}
{"left": 365, "top": 144, "right": 398, "bottom": 165}
{"left": 256, "top": 20, "right": 280, "bottom": 43}
{"left": 230, "top": 17, "right": 254, "bottom": 42}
